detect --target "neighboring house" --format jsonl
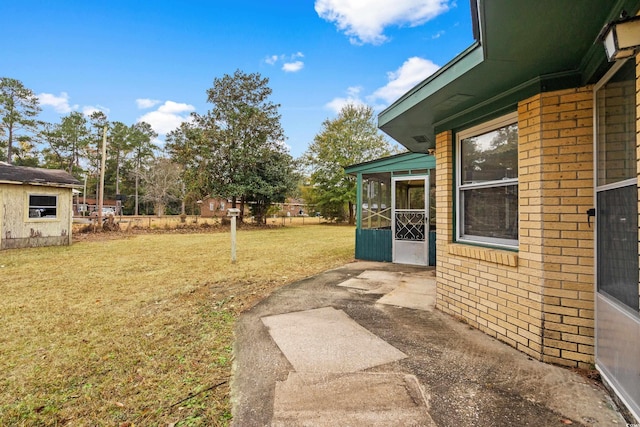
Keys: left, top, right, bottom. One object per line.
{"left": 378, "top": 1, "right": 640, "bottom": 420}
{"left": 75, "top": 197, "right": 118, "bottom": 216}
{"left": 200, "top": 197, "right": 250, "bottom": 218}
{"left": 274, "top": 198, "right": 310, "bottom": 217}
{"left": 0, "top": 162, "right": 81, "bottom": 250}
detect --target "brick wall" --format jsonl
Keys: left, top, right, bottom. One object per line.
{"left": 435, "top": 86, "right": 595, "bottom": 368}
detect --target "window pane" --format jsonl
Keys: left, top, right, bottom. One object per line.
{"left": 597, "top": 60, "right": 636, "bottom": 186}
{"left": 395, "top": 180, "right": 425, "bottom": 210}
{"left": 461, "top": 123, "right": 518, "bottom": 184}
{"left": 462, "top": 185, "right": 518, "bottom": 241}
{"left": 29, "top": 195, "right": 57, "bottom": 218}
{"left": 362, "top": 174, "right": 391, "bottom": 230}
{"left": 30, "top": 195, "right": 56, "bottom": 207}
{"left": 597, "top": 184, "right": 639, "bottom": 311}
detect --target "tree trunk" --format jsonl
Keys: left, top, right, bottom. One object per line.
{"left": 180, "top": 181, "right": 186, "bottom": 215}
{"left": 134, "top": 164, "right": 140, "bottom": 216}
{"left": 348, "top": 201, "right": 355, "bottom": 225}
{"left": 6, "top": 126, "right": 13, "bottom": 164}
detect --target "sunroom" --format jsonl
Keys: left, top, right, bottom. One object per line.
{"left": 345, "top": 152, "right": 436, "bottom": 266}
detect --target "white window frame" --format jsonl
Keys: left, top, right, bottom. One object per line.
{"left": 28, "top": 193, "right": 58, "bottom": 220}
{"left": 456, "top": 112, "right": 518, "bottom": 248}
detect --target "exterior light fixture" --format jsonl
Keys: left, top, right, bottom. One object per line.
{"left": 599, "top": 12, "right": 640, "bottom": 61}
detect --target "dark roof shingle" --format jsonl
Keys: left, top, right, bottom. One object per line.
{"left": 0, "top": 162, "right": 81, "bottom": 187}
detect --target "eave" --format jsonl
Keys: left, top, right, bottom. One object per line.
{"left": 379, "top": 0, "right": 640, "bottom": 151}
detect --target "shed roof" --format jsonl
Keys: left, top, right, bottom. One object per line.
{"left": 378, "top": 0, "right": 640, "bottom": 151}
{"left": 0, "top": 162, "right": 82, "bottom": 188}
{"left": 345, "top": 152, "right": 435, "bottom": 175}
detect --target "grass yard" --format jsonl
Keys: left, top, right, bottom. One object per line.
{"left": 0, "top": 224, "right": 355, "bottom": 426}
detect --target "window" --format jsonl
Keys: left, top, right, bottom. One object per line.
{"left": 595, "top": 59, "right": 638, "bottom": 311}
{"left": 361, "top": 174, "right": 391, "bottom": 229}
{"left": 29, "top": 194, "right": 58, "bottom": 219}
{"left": 457, "top": 113, "right": 518, "bottom": 247}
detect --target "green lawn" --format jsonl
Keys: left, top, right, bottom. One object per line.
{"left": 0, "top": 224, "right": 354, "bottom": 426}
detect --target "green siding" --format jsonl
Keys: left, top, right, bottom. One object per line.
{"left": 355, "top": 229, "right": 392, "bottom": 262}
{"left": 355, "top": 229, "right": 437, "bottom": 266}
{"left": 429, "top": 231, "right": 436, "bottom": 266}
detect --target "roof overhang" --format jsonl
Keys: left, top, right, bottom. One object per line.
{"left": 379, "top": 0, "right": 640, "bottom": 151}
{"left": 345, "top": 152, "right": 436, "bottom": 175}
{"left": 0, "top": 163, "right": 82, "bottom": 188}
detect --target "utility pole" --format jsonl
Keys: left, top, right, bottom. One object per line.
{"left": 98, "top": 125, "right": 107, "bottom": 224}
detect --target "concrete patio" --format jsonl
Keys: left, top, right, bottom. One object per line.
{"left": 231, "top": 261, "right": 625, "bottom": 426}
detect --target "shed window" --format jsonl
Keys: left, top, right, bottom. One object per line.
{"left": 29, "top": 194, "right": 58, "bottom": 218}
{"left": 457, "top": 113, "right": 518, "bottom": 248}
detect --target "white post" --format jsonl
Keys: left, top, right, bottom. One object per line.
{"left": 230, "top": 215, "right": 237, "bottom": 264}
{"left": 227, "top": 208, "right": 240, "bottom": 263}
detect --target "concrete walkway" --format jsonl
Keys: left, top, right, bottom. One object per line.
{"left": 231, "top": 261, "right": 625, "bottom": 426}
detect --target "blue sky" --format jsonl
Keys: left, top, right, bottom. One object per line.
{"left": 0, "top": 0, "right": 473, "bottom": 158}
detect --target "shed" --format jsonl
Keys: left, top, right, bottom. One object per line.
{"left": 378, "top": 0, "right": 640, "bottom": 420}
{"left": 0, "top": 162, "right": 82, "bottom": 250}
{"left": 345, "top": 152, "right": 435, "bottom": 266}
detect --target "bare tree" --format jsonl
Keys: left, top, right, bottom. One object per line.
{"left": 141, "top": 158, "right": 181, "bottom": 216}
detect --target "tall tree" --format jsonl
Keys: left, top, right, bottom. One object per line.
{"left": 41, "top": 112, "right": 90, "bottom": 174}
{"left": 129, "top": 121, "right": 157, "bottom": 215}
{"left": 166, "top": 121, "right": 206, "bottom": 216}
{"left": 84, "top": 112, "right": 110, "bottom": 200}
{"left": 303, "top": 104, "right": 396, "bottom": 224}
{"left": 141, "top": 157, "right": 181, "bottom": 216}
{"left": 108, "top": 121, "right": 133, "bottom": 197}
{"left": 0, "top": 77, "right": 41, "bottom": 164}
{"left": 167, "top": 70, "right": 294, "bottom": 221}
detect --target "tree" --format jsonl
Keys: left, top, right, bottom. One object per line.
{"left": 167, "top": 70, "right": 295, "bottom": 221}
{"left": 246, "top": 149, "right": 299, "bottom": 224}
{"left": 166, "top": 121, "right": 207, "bottom": 216}
{"left": 303, "top": 104, "right": 396, "bottom": 224}
{"left": 41, "top": 112, "right": 90, "bottom": 174}
{"left": 141, "top": 157, "right": 181, "bottom": 216}
{"left": 0, "top": 78, "right": 41, "bottom": 164}
{"left": 129, "top": 121, "right": 157, "bottom": 215}
{"left": 108, "top": 121, "right": 132, "bottom": 197}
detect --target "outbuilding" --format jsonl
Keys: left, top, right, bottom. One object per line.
{"left": 378, "top": 0, "right": 640, "bottom": 420}
{"left": 0, "top": 162, "right": 81, "bottom": 250}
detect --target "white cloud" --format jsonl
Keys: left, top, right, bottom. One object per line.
{"left": 282, "top": 61, "right": 304, "bottom": 73}
{"left": 266, "top": 52, "right": 305, "bottom": 72}
{"left": 371, "top": 57, "right": 440, "bottom": 104}
{"left": 136, "top": 98, "right": 161, "bottom": 109}
{"left": 325, "top": 86, "right": 367, "bottom": 114}
{"left": 265, "top": 54, "right": 280, "bottom": 65}
{"left": 315, "top": 0, "right": 450, "bottom": 45}
{"left": 326, "top": 57, "right": 440, "bottom": 114}
{"left": 37, "top": 92, "right": 78, "bottom": 114}
{"left": 137, "top": 100, "right": 195, "bottom": 135}
{"left": 82, "top": 105, "right": 110, "bottom": 117}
